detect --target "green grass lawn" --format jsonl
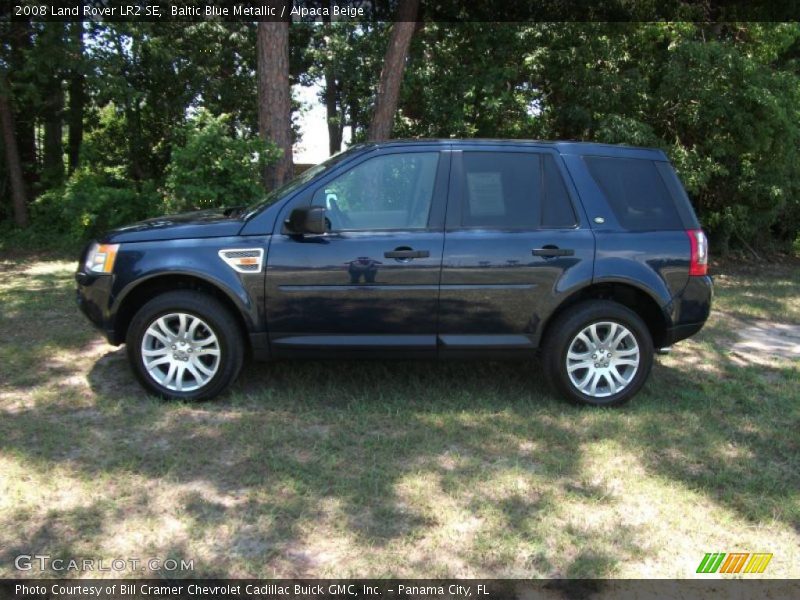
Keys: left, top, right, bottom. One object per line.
{"left": 0, "top": 256, "right": 798, "bottom": 578}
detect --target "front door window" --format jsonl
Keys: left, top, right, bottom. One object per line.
{"left": 311, "top": 152, "right": 440, "bottom": 231}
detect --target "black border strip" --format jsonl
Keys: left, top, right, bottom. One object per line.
{"left": 4, "top": 1, "right": 800, "bottom": 23}
{"left": 2, "top": 579, "right": 800, "bottom": 599}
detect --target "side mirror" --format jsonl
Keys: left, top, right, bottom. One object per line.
{"left": 286, "top": 206, "right": 327, "bottom": 235}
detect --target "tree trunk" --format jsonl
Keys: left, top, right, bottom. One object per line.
{"left": 367, "top": 0, "right": 420, "bottom": 141}
{"left": 0, "top": 74, "right": 30, "bottom": 227}
{"left": 325, "top": 52, "right": 344, "bottom": 156}
{"left": 324, "top": 66, "right": 342, "bottom": 155}
{"left": 10, "top": 20, "right": 37, "bottom": 189}
{"left": 67, "top": 22, "right": 85, "bottom": 174}
{"left": 42, "top": 22, "right": 65, "bottom": 186}
{"left": 322, "top": 8, "right": 343, "bottom": 155}
{"left": 257, "top": 21, "right": 293, "bottom": 190}
{"left": 43, "top": 83, "right": 64, "bottom": 183}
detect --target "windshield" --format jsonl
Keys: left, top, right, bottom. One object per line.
{"left": 244, "top": 145, "right": 369, "bottom": 218}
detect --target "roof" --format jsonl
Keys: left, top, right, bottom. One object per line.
{"left": 363, "top": 138, "right": 668, "bottom": 160}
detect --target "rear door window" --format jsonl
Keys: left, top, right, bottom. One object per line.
{"left": 542, "top": 154, "right": 577, "bottom": 227}
{"left": 584, "top": 156, "right": 683, "bottom": 230}
{"left": 458, "top": 152, "right": 576, "bottom": 229}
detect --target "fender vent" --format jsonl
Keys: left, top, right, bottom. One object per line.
{"left": 218, "top": 248, "right": 264, "bottom": 273}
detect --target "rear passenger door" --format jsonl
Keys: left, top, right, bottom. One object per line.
{"left": 439, "top": 147, "right": 594, "bottom": 353}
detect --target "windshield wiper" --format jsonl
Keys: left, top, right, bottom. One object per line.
{"left": 222, "top": 205, "right": 246, "bottom": 217}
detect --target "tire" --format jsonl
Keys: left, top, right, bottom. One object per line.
{"left": 126, "top": 291, "right": 244, "bottom": 401}
{"left": 542, "top": 300, "right": 654, "bottom": 407}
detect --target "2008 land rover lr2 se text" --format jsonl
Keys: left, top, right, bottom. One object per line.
{"left": 76, "top": 140, "right": 712, "bottom": 407}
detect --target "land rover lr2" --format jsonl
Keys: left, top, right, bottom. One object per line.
{"left": 76, "top": 140, "right": 712, "bottom": 406}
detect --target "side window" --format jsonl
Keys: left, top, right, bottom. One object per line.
{"left": 461, "top": 152, "right": 541, "bottom": 229}
{"left": 584, "top": 156, "right": 683, "bottom": 230}
{"left": 458, "top": 152, "right": 576, "bottom": 229}
{"left": 542, "top": 154, "right": 577, "bottom": 227}
{"left": 312, "top": 152, "right": 439, "bottom": 230}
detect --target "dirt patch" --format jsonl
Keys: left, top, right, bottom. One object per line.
{"left": 731, "top": 320, "right": 800, "bottom": 363}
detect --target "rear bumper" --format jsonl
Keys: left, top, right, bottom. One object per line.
{"left": 664, "top": 320, "right": 706, "bottom": 345}
{"left": 665, "top": 275, "right": 713, "bottom": 344}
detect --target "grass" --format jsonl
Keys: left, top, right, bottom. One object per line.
{"left": 712, "top": 259, "right": 800, "bottom": 324}
{"left": 0, "top": 255, "right": 798, "bottom": 579}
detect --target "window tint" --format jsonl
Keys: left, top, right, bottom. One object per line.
{"left": 584, "top": 156, "right": 683, "bottom": 230}
{"left": 461, "top": 152, "right": 540, "bottom": 228}
{"left": 542, "top": 154, "right": 577, "bottom": 227}
{"left": 459, "top": 152, "right": 576, "bottom": 229}
{"left": 654, "top": 162, "right": 700, "bottom": 229}
{"left": 312, "top": 152, "right": 439, "bottom": 230}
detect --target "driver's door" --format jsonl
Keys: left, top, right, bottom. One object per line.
{"left": 265, "top": 148, "right": 450, "bottom": 356}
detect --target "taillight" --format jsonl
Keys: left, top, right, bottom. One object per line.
{"left": 686, "top": 229, "right": 708, "bottom": 276}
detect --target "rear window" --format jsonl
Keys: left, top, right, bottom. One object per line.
{"left": 584, "top": 156, "right": 683, "bottom": 230}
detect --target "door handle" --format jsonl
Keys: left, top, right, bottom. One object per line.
{"left": 384, "top": 249, "right": 430, "bottom": 259}
{"left": 532, "top": 247, "right": 574, "bottom": 257}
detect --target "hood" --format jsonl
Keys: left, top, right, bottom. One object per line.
{"left": 100, "top": 207, "right": 246, "bottom": 243}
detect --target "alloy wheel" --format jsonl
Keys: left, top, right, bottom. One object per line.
{"left": 140, "top": 312, "right": 221, "bottom": 392}
{"left": 565, "top": 321, "right": 640, "bottom": 398}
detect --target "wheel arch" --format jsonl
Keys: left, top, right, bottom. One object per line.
{"left": 111, "top": 273, "right": 251, "bottom": 350}
{"left": 541, "top": 281, "right": 670, "bottom": 349}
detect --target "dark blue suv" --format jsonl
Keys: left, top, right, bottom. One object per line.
{"left": 76, "top": 140, "right": 712, "bottom": 406}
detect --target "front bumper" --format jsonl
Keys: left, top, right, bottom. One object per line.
{"left": 75, "top": 271, "right": 117, "bottom": 344}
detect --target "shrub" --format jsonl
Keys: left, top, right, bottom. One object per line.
{"left": 163, "top": 110, "right": 279, "bottom": 213}
{"left": 31, "top": 167, "right": 160, "bottom": 242}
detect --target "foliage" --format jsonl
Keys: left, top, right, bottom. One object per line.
{"left": 163, "top": 110, "right": 278, "bottom": 213}
{"left": 32, "top": 166, "right": 160, "bottom": 241}
{"left": 304, "top": 21, "right": 390, "bottom": 144}
{"left": 0, "top": 222, "right": 78, "bottom": 255}
{"left": 3, "top": 21, "right": 800, "bottom": 255}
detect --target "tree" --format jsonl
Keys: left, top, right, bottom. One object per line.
{"left": 0, "top": 72, "right": 29, "bottom": 227}
{"left": 306, "top": 21, "right": 388, "bottom": 149}
{"left": 164, "top": 110, "right": 278, "bottom": 212}
{"left": 257, "top": 21, "right": 293, "bottom": 189}
{"left": 67, "top": 22, "right": 85, "bottom": 174}
{"left": 396, "top": 23, "right": 535, "bottom": 138}
{"left": 40, "top": 21, "right": 67, "bottom": 187}
{"left": 524, "top": 22, "right": 800, "bottom": 252}
{"left": 321, "top": 9, "right": 343, "bottom": 155}
{"left": 8, "top": 19, "right": 37, "bottom": 191}
{"left": 367, "top": 0, "right": 420, "bottom": 141}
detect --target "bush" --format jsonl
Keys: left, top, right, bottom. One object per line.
{"left": 163, "top": 110, "right": 278, "bottom": 213}
{"left": 31, "top": 167, "right": 161, "bottom": 242}
{"left": 0, "top": 221, "right": 79, "bottom": 256}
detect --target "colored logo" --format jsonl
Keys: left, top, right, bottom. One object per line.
{"left": 696, "top": 552, "right": 773, "bottom": 574}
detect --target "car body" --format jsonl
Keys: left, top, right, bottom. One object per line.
{"left": 76, "top": 139, "right": 712, "bottom": 406}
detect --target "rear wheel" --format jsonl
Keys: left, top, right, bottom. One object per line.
{"left": 542, "top": 300, "right": 654, "bottom": 407}
{"left": 126, "top": 291, "right": 244, "bottom": 401}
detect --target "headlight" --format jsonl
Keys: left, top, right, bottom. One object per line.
{"left": 84, "top": 242, "right": 119, "bottom": 274}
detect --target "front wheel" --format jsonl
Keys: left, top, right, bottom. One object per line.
{"left": 126, "top": 291, "right": 244, "bottom": 401}
{"left": 542, "top": 301, "right": 654, "bottom": 407}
